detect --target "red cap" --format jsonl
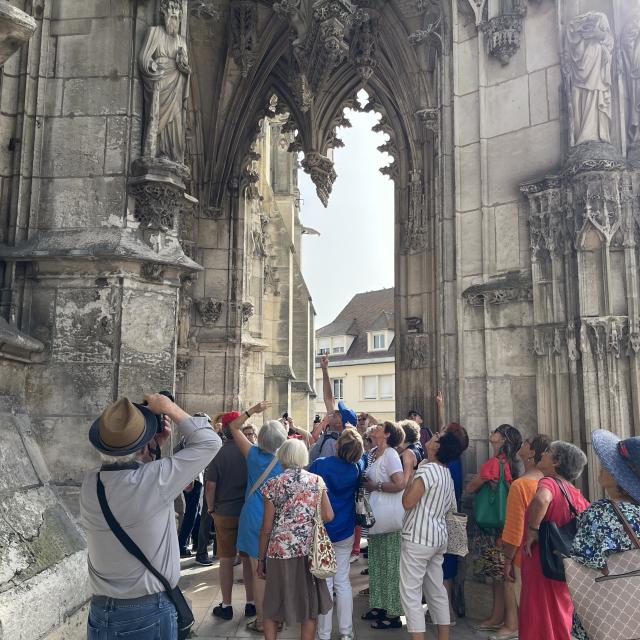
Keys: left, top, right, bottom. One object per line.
{"left": 220, "top": 411, "right": 241, "bottom": 426}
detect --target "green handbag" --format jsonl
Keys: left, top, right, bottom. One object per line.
{"left": 474, "top": 459, "right": 509, "bottom": 530}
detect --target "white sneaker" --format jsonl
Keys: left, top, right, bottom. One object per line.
{"left": 339, "top": 635, "right": 354, "bottom": 640}
{"left": 349, "top": 553, "right": 359, "bottom": 563}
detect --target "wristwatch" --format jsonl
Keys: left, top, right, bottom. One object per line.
{"left": 377, "top": 481, "right": 383, "bottom": 492}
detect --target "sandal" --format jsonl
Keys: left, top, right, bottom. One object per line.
{"left": 359, "top": 587, "right": 370, "bottom": 596}
{"left": 360, "top": 568, "right": 369, "bottom": 575}
{"left": 246, "top": 620, "right": 263, "bottom": 633}
{"left": 361, "top": 608, "right": 385, "bottom": 620}
{"left": 371, "top": 617, "right": 402, "bottom": 630}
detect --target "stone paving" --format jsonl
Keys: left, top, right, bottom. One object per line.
{"left": 181, "top": 555, "right": 486, "bottom": 640}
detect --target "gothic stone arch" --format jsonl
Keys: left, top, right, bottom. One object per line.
{"left": 182, "top": 0, "right": 457, "bottom": 425}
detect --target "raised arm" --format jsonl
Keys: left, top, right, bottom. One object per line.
{"left": 320, "top": 354, "right": 336, "bottom": 413}
{"left": 230, "top": 400, "right": 272, "bottom": 457}
{"left": 436, "top": 390, "right": 445, "bottom": 433}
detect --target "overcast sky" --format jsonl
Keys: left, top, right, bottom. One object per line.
{"left": 299, "top": 94, "right": 395, "bottom": 329}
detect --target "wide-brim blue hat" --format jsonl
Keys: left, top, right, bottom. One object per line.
{"left": 592, "top": 429, "right": 640, "bottom": 503}
{"left": 89, "top": 398, "right": 159, "bottom": 457}
{"left": 338, "top": 400, "right": 357, "bottom": 428}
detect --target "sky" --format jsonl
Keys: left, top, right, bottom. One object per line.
{"left": 299, "top": 92, "right": 395, "bottom": 329}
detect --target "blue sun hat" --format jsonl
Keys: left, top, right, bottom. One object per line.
{"left": 338, "top": 400, "right": 357, "bottom": 428}
{"left": 592, "top": 429, "right": 640, "bottom": 503}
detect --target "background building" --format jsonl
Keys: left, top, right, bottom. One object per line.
{"left": 315, "top": 288, "right": 396, "bottom": 422}
{"left": 1, "top": 0, "right": 640, "bottom": 636}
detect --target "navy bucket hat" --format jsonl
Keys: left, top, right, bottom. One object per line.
{"left": 338, "top": 400, "right": 357, "bottom": 428}
{"left": 592, "top": 429, "right": 640, "bottom": 503}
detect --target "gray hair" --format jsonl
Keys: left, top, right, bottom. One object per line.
{"left": 99, "top": 452, "right": 139, "bottom": 465}
{"left": 258, "top": 420, "right": 287, "bottom": 454}
{"left": 550, "top": 440, "right": 587, "bottom": 481}
{"left": 398, "top": 419, "right": 420, "bottom": 444}
{"left": 277, "top": 439, "right": 309, "bottom": 469}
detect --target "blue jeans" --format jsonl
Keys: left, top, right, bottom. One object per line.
{"left": 87, "top": 593, "right": 177, "bottom": 639}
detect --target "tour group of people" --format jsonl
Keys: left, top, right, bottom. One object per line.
{"left": 80, "top": 354, "right": 640, "bottom": 640}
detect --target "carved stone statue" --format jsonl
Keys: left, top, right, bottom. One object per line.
{"left": 564, "top": 12, "right": 613, "bottom": 146}
{"left": 622, "top": 4, "right": 640, "bottom": 144}
{"left": 139, "top": 0, "right": 191, "bottom": 163}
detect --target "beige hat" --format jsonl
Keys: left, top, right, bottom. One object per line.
{"left": 89, "top": 397, "right": 158, "bottom": 456}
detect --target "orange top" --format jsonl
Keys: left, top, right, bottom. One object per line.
{"left": 501, "top": 475, "right": 540, "bottom": 567}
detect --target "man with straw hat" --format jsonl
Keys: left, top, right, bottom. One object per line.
{"left": 80, "top": 393, "right": 221, "bottom": 638}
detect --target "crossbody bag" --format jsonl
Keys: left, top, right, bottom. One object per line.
{"left": 96, "top": 473, "right": 194, "bottom": 640}
{"left": 246, "top": 455, "right": 279, "bottom": 500}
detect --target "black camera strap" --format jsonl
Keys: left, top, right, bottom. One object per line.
{"left": 96, "top": 473, "right": 194, "bottom": 636}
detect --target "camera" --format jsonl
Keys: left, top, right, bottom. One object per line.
{"left": 143, "top": 390, "right": 175, "bottom": 433}
{"left": 314, "top": 414, "right": 321, "bottom": 423}
{"left": 282, "top": 412, "right": 288, "bottom": 420}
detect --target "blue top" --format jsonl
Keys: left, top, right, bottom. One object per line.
{"left": 236, "top": 445, "right": 283, "bottom": 558}
{"left": 309, "top": 455, "right": 360, "bottom": 543}
{"left": 447, "top": 457, "right": 463, "bottom": 509}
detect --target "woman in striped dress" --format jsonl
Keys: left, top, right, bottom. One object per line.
{"left": 400, "top": 431, "right": 464, "bottom": 640}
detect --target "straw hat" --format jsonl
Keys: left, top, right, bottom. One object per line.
{"left": 592, "top": 429, "right": 640, "bottom": 503}
{"left": 89, "top": 397, "right": 158, "bottom": 456}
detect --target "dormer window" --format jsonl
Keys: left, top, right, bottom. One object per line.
{"left": 369, "top": 331, "right": 388, "bottom": 352}
{"left": 317, "top": 335, "right": 351, "bottom": 356}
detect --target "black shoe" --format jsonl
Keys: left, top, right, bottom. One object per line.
{"left": 245, "top": 603, "right": 256, "bottom": 617}
{"left": 180, "top": 549, "right": 192, "bottom": 558}
{"left": 213, "top": 603, "right": 233, "bottom": 620}
{"left": 194, "top": 556, "right": 213, "bottom": 566}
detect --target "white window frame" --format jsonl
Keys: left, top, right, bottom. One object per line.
{"left": 332, "top": 378, "right": 344, "bottom": 400}
{"left": 361, "top": 374, "right": 395, "bottom": 400}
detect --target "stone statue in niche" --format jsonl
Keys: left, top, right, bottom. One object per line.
{"left": 140, "top": 0, "right": 191, "bottom": 163}
{"left": 622, "top": 4, "right": 640, "bottom": 145}
{"left": 564, "top": 12, "right": 613, "bottom": 146}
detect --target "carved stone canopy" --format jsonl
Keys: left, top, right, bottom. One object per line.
{"left": 0, "top": 1, "right": 37, "bottom": 67}
{"left": 196, "top": 297, "right": 223, "bottom": 325}
{"left": 462, "top": 270, "right": 533, "bottom": 306}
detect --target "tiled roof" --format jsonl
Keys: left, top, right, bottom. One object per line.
{"left": 315, "top": 288, "right": 395, "bottom": 363}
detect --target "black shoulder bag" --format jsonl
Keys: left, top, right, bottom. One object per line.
{"left": 96, "top": 473, "right": 194, "bottom": 639}
{"left": 538, "top": 477, "right": 579, "bottom": 582}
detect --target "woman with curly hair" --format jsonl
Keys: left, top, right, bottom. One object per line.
{"left": 360, "top": 421, "right": 406, "bottom": 629}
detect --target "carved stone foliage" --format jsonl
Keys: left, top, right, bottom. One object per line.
{"left": 463, "top": 271, "right": 533, "bottom": 306}
{"left": 196, "top": 297, "right": 223, "bottom": 325}
{"left": 230, "top": 1, "right": 257, "bottom": 77}
{"left": 401, "top": 171, "right": 427, "bottom": 253}
{"left": 130, "top": 181, "right": 183, "bottom": 231}
{"left": 301, "top": 152, "right": 337, "bottom": 207}
{"left": 140, "top": 262, "right": 166, "bottom": 282}
{"left": 562, "top": 12, "right": 614, "bottom": 148}
{"left": 409, "top": 0, "right": 443, "bottom": 50}
{"left": 242, "top": 301, "right": 255, "bottom": 324}
{"left": 521, "top": 177, "right": 567, "bottom": 257}
{"left": 401, "top": 334, "right": 429, "bottom": 370}
{"left": 480, "top": 2, "right": 526, "bottom": 65}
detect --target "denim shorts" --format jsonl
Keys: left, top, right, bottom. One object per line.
{"left": 87, "top": 592, "right": 177, "bottom": 639}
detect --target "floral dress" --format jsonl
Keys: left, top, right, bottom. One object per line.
{"left": 570, "top": 499, "right": 640, "bottom": 640}
{"left": 261, "top": 467, "right": 325, "bottom": 559}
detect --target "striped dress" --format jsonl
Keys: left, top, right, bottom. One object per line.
{"left": 402, "top": 463, "right": 455, "bottom": 547}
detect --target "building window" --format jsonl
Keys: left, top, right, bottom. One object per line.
{"left": 361, "top": 375, "right": 395, "bottom": 400}
{"left": 332, "top": 378, "right": 344, "bottom": 400}
{"left": 373, "top": 333, "right": 386, "bottom": 350}
{"left": 318, "top": 347, "right": 329, "bottom": 355}
{"left": 379, "top": 375, "right": 393, "bottom": 399}
{"left": 363, "top": 376, "right": 377, "bottom": 399}
{"left": 332, "top": 345, "right": 344, "bottom": 354}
